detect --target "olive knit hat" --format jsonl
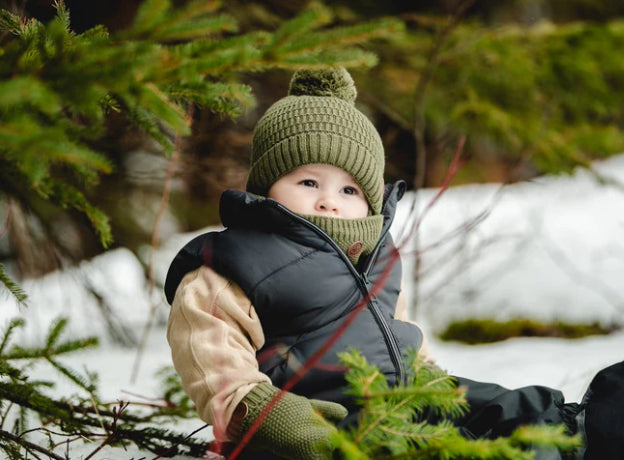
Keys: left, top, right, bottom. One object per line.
{"left": 246, "top": 67, "right": 385, "bottom": 215}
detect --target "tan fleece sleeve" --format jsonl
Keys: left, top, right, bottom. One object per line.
{"left": 395, "top": 288, "right": 435, "bottom": 362}
{"left": 166, "top": 265, "right": 270, "bottom": 441}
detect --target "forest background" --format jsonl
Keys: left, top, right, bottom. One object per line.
{"left": 4, "top": 0, "right": 624, "bottom": 277}
{"left": 1, "top": 0, "right": 624, "bottom": 458}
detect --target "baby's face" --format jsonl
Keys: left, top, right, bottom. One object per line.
{"left": 267, "top": 164, "right": 369, "bottom": 219}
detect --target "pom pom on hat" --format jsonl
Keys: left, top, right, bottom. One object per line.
{"left": 247, "top": 67, "right": 385, "bottom": 214}
{"left": 288, "top": 68, "right": 357, "bottom": 104}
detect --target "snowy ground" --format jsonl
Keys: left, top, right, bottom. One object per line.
{"left": 392, "top": 154, "right": 624, "bottom": 402}
{"left": 2, "top": 155, "right": 624, "bottom": 458}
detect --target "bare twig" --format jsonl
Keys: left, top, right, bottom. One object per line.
{"left": 535, "top": 215, "right": 624, "bottom": 317}
{"left": 20, "top": 427, "right": 91, "bottom": 452}
{"left": 396, "top": 135, "right": 466, "bottom": 249}
{"left": 131, "top": 107, "right": 193, "bottom": 384}
{"left": 148, "top": 423, "right": 211, "bottom": 460}
{"left": 411, "top": 0, "right": 476, "bottom": 191}
{"left": 83, "top": 401, "right": 130, "bottom": 460}
{"left": 0, "top": 400, "right": 14, "bottom": 430}
{"left": 409, "top": 0, "right": 477, "bottom": 319}
{"left": 120, "top": 389, "right": 175, "bottom": 409}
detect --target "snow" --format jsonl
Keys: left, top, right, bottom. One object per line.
{"left": 1, "top": 247, "right": 156, "bottom": 347}
{"left": 391, "top": 154, "right": 624, "bottom": 403}
{"left": 395, "top": 158, "right": 624, "bottom": 332}
{"left": 430, "top": 331, "right": 624, "bottom": 403}
{"left": 2, "top": 155, "right": 624, "bottom": 458}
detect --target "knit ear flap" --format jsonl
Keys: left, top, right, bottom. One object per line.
{"left": 288, "top": 67, "right": 357, "bottom": 104}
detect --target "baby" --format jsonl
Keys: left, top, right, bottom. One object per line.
{"left": 165, "top": 68, "right": 623, "bottom": 460}
{"left": 165, "top": 68, "right": 420, "bottom": 459}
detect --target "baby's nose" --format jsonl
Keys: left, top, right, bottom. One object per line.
{"left": 316, "top": 195, "right": 339, "bottom": 214}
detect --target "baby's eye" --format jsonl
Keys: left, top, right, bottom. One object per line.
{"left": 342, "top": 186, "right": 358, "bottom": 195}
{"left": 300, "top": 179, "right": 317, "bottom": 188}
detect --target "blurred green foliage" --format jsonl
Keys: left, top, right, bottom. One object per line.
{"left": 356, "top": 17, "right": 624, "bottom": 185}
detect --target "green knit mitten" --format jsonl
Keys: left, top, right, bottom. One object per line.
{"left": 229, "top": 383, "right": 348, "bottom": 460}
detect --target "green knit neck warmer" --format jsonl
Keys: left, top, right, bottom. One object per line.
{"left": 304, "top": 214, "right": 384, "bottom": 264}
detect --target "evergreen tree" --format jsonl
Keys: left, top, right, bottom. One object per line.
{"left": 0, "top": 0, "right": 403, "bottom": 298}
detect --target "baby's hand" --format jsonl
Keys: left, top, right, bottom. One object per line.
{"left": 232, "top": 383, "right": 348, "bottom": 460}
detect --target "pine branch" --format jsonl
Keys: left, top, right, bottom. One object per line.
{"left": 52, "top": 0, "right": 70, "bottom": 33}
{"left": 168, "top": 81, "right": 253, "bottom": 116}
{"left": 45, "top": 317, "right": 67, "bottom": 349}
{"left": 128, "top": 0, "right": 236, "bottom": 42}
{"left": 130, "top": 0, "right": 171, "bottom": 37}
{"left": 3, "top": 316, "right": 98, "bottom": 363}
{"left": 0, "top": 319, "right": 26, "bottom": 372}
{"left": 275, "top": 48, "right": 379, "bottom": 69}
{"left": 175, "top": 30, "right": 270, "bottom": 58}
{"left": 0, "top": 76, "right": 62, "bottom": 114}
{"left": 0, "top": 9, "right": 22, "bottom": 35}
{"left": 45, "top": 179, "right": 113, "bottom": 247}
{"left": 46, "top": 357, "right": 98, "bottom": 394}
{"left": 0, "top": 360, "right": 23, "bottom": 380}
{"left": 0, "top": 429, "right": 65, "bottom": 460}
{"left": 334, "top": 349, "right": 582, "bottom": 459}
{"left": 0, "top": 318, "right": 212, "bottom": 458}
{"left": 511, "top": 425, "right": 582, "bottom": 451}
{"left": 268, "top": 2, "right": 333, "bottom": 49}
{"left": 137, "top": 83, "right": 190, "bottom": 134}
{"left": 407, "top": 433, "right": 534, "bottom": 460}
{"left": 1, "top": 0, "right": 403, "bottom": 252}
{"left": 153, "top": 14, "right": 238, "bottom": 42}
{"left": 157, "top": 0, "right": 222, "bottom": 31}
{"left": 121, "top": 98, "right": 177, "bottom": 154}
{"left": 272, "top": 18, "right": 405, "bottom": 57}
{"left": 0, "top": 264, "right": 27, "bottom": 304}
{"left": 0, "top": 379, "right": 209, "bottom": 456}
{"left": 3, "top": 337, "right": 99, "bottom": 361}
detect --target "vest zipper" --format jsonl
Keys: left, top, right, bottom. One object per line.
{"left": 361, "top": 213, "right": 407, "bottom": 385}
{"left": 273, "top": 203, "right": 406, "bottom": 385}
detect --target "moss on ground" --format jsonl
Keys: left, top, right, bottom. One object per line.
{"left": 439, "top": 318, "right": 622, "bottom": 344}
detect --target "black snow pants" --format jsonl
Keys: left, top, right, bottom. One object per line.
{"left": 452, "top": 360, "right": 624, "bottom": 460}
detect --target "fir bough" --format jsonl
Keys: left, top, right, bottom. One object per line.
{"left": 332, "top": 348, "right": 582, "bottom": 459}
{"left": 0, "top": 0, "right": 404, "bottom": 299}
{"left": 0, "top": 264, "right": 27, "bottom": 304}
{"left": 0, "top": 317, "right": 211, "bottom": 459}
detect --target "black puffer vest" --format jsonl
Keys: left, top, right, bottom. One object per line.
{"left": 165, "top": 181, "right": 423, "bottom": 421}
